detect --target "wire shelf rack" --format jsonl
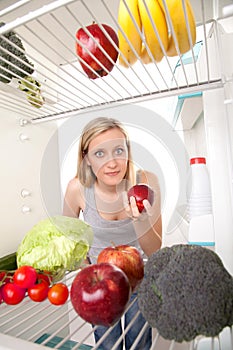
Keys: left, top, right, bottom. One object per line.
{"left": 0, "top": 270, "right": 232, "bottom": 350}
{"left": 0, "top": 0, "right": 232, "bottom": 123}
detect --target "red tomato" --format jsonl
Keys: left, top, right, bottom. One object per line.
{"left": 48, "top": 283, "right": 69, "bottom": 305}
{"left": 2, "top": 283, "right": 26, "bottom": 305}
{"left": 28, "top": 280, "right": 49, "bottom": 302}
{"left": 0, "top": 271, "right": 6, "bottom": 283}
{"left": 0, "top": 271, "right": 13, "bottom": 284}
{"left": 0, "top": 286, "right": 3, "bottom": 304}
{"left": 13, "top": 266, "right": 37, "bottom": 289}
{"left": 37, "top": 272, "right": 52, "bottom": 286}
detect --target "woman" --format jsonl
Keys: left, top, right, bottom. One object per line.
{"left": 63, "top": 117, "right": 162, "bottom": 350}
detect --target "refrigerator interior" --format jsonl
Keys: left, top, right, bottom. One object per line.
{"left": 0, "top": 0, "right": 233, "bottom": 349}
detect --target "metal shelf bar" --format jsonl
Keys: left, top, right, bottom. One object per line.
{"left": 0, "top": 0, "right": 78, "bottom": 34}
{"left": 28, "top": 79, "right": 223, "bottom": 124}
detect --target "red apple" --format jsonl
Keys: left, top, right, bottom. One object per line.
{"left": 76, "top": 23, "right": 119, "bottom": 79}
{"left": 97, "top": 245, "right": 144, "bottom": 291}
{"left": 127, "top": 184, "right": 154, "bottom": 213}
{"left": 70, "top": 263, "right": 130, "bottom": 326}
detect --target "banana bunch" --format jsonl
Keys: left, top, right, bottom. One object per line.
{"left": 138, "top": 0, "right": 168, "bottom": 63}
{"left": 117, "top": 0, "right": 196, "bottom": 66}
{"left": 18, "top": 76, "right": 44, "bottom": 108}
{"left": 158, "top": 0, "right": 196, "bottom": 57}
{"left": 118, "top": 0, "right": 142, "bottom": 67}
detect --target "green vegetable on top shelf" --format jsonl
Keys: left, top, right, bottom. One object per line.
{"left": 0, "top": 22, "right": 44, "bottom": 108}
{"left": 0, "top": 22, "right": 34, "bottom": 83}
{"left": 16, "top": 216, "right": 94, "bottom": 281}
{"left": 138, "top": 244, "right": 233, "bottom": 342}
{"left": 18, "top": 76, "right": 44, "bottom": 108}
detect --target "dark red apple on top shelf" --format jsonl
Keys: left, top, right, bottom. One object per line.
{"left": 70, "top": 263, "right": 130, "bottom": 327}
{"left": 127, "top": 184, "right": 154, "bottom": 213}
{"left": 97, "top": 244, "right": 144, "bottom": 291}
{"left": 76, "top": 23, "right": 119, "bottom": 79}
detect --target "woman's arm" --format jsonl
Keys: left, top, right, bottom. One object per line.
{"left": 133, "top": 210, "right": 162, "bottom": 257}
{"left": 125, "top": 170, "right": 162, "bottom": 257}
{"left": 63, "top": 178, "right": 91, "bottom": 265}
{"left": 63, "top": 177, "right": 83, "bottom": 217}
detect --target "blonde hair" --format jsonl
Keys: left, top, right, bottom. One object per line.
{"left": 76, "top": 117, "right": 135, "bottom": 187}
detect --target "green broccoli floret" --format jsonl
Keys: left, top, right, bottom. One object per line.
{"left": 138, "top": 244, "right": 233, "bottom": 342}
{"left": 0, "top": 22, "right": 34, "bottom": 83}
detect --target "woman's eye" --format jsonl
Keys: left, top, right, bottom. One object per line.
{"left": 95, "top": 150, "right": 104, "bottom": 158}
{"left": 115, "top": 147, "right": 124, "bottom": 155}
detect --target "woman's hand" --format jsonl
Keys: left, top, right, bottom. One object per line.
{"left": 122, "top": 191, "right": 153, "bottom": 221}
{"left": 122, "top": 189, "right": 162, "bottom": 256}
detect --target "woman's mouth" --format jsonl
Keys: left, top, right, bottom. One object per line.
{"left": 105, "top": 171, "right": 120, "bottom": 176}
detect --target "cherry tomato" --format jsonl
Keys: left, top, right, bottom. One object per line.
{"left": 48, "top": 283, "right": 69, "bottom": 305}
{"left": 0, "top": 286, "right": 3, "bottom": 304}
{"left": 37, "top": 272, "right": 52, "bottom": 286}
{"left": 0, "top": 271, "right": 13, "bottom": 284}
{"left": 13, "top": 266, "right": 37, "bottom": 289}
{"left": 2, "top": 283, "right": 26, "bottom": 305}
{"left": 28, "top": 280, "right": 49, "bottom": 302}
{"left": 0, "top": 271, "right": 6, "bottom": 283}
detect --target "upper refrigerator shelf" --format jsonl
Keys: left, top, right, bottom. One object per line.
{"left": 0, "top": 0, "right": 232, "bottom": 123}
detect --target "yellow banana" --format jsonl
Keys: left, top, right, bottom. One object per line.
{"left": 118, "top": 0, "right": 142, "bottom": 67}
{"left": 158, "top": 0, "right": 196, "bottom": 57}
{"left": 138, "top": 0, "right": 168, "bottom": 62}
{"left": 140, "top": 44, "right": 153, "bottom": 64}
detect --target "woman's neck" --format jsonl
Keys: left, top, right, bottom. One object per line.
{"left": 95, "top": 181, "right": 120, "bottom": 198}
{"left": 94, "top": 180, "right": 127, "bottom": 219}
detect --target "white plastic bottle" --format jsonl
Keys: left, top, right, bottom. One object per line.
{"left": 188, "top": 157, "right": 212, "bottom": 220}
{"left": 187, "top": 157, "right": 215, "bottom": 247}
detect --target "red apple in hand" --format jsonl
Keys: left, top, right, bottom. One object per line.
{"left": 76, "top": 23, "right": 119, "bottom": 79}
{"left": 127, "top": 184, "right": 154, "bottom": 213}
{"left": 97, "top": 245, "right": 144, "bottom": 291}
{"left": 70, "top": 263, "right": 130, "bottom": 326}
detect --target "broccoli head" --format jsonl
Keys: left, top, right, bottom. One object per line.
{"left": 0, "top": 22, "right": 34, "bottom": 83}
{"left": 138, "top": 244, "right": 233, "bottom": 342}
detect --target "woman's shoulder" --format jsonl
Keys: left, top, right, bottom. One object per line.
{"left": 137, "top": 169, "right": 159, "bottom": 185}
{"left": 64, "top": 177, "right": 77, "bottom": 196}
{"left": 66, "top": 177, "right": 80, "bottom": 190}
{"left": 65, "top": 177, "right": 85, "bottom": 213}
{"left": 65, "top": 177, "right": 85, "bottom": 206}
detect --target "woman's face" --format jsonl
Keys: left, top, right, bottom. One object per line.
{"left": 86, "top": 128, "right": 129, "bottom": 186}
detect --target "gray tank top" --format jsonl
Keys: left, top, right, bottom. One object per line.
{"left": 83, "top": 185, "right": 141, "bottom": 264}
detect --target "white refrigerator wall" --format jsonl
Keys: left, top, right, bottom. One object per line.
{"left": 0, "top": 109, "right": 62, "bottom": 257}
{"left": 0, "top": 110, "right": 71, "bottom": 346}
{"left": 203, "top": 87, "right": 233, "bottom": 275}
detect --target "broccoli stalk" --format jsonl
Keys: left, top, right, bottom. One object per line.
{"left": 138, "top": 244, "right": 233, "bottom": 342}
{"left": 0, "top": 23, "right": 44, "bottom": 108}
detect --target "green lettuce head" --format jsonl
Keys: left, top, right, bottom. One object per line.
{"left": 17, "top": 216, "right": 93, "bottom": 279}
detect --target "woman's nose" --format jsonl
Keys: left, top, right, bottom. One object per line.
{"left": 106, "top": 157, "right": 118, "bottom": 167}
